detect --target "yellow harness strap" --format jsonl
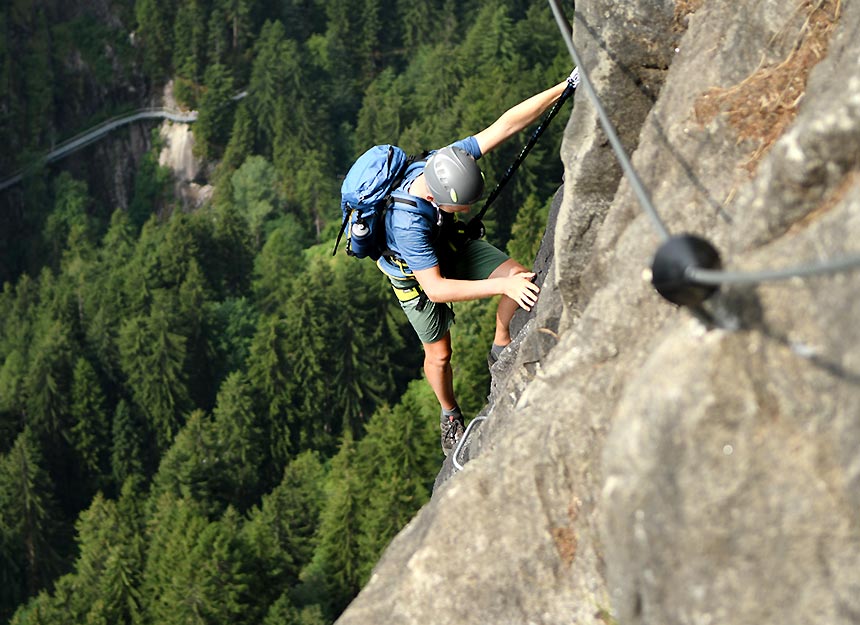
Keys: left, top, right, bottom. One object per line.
{"left": 392, "top": 285, "right": 422, "bottom": 302}
{"left": 376, "top": 257, "right": 423, "bottom": 303}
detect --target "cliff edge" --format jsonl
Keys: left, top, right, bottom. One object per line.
{"left": 337, "top": 1, "right": 860, "bottom": 623}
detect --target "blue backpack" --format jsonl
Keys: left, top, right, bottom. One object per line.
{"left": 332, "top": 144, "right": 432, "bottom": 260}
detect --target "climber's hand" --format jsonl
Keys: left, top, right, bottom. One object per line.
{"left": 567, "top": 67, "right": 580, "bottom": 89}
{"left": 503, "top": 272, "right": 540, "bottom": 312}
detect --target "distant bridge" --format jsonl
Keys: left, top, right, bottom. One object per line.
{"left": 0, "top": 91, "right": 247, "bottom": 192}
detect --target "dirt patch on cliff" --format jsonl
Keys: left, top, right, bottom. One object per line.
{"left": 673, "top": 0, "right": 706, "bottom": 32}
{"left": 694, "top": 0, "right": 842, "bottom": 171}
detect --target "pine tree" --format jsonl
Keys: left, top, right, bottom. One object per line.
{"left": 105, "top": 478, "right": 147, "bottom": 622}
{"left": 206, "top": 6, "right": 231, "bottom": 68}
{"left": 217, "top": 101, "right": 255, "bottom": 183}
{"left": 277, "top": 268, "right": 330, "bottom": 447}
{"left": 142, "top": 496, "right": 254, "bottom": 625}
{"left": 183, "top": 507, "right": 255, "bottom": 625}
{"left": 507, "top": 192, "right": 550, "bottom": 266}
{"left": 24, "top": 320, "right": 73, "bottom": 442}
{"left": 247, "top": 20, "right": 300, "bottom": 153}
{"left": 449, "top": 298, "right": 495, "bottom": 417}
{"left": 325, "top": 255, "right": 417, "bottom": 437}
{"left": 150, "top": 411, "right": 224, "bottom": 517}
{"left": 2, "top": 275, "right": 39, "bottom": 358}
{"left": 69, "top": 357, "right": 110, "bottom": 480}
{"left": 252, "top": 216, "right": 308, "bottom": 315}
{"left": 242, "top": 450, "right": 325, "bottom": 600}
{"left": 303, "top": 434, "right": 363, "bottom": 615}
{"left": 58, "top": 486, "right": 145, "bottom": 625}
{"left": 84, "top": 211, "right": 135, "bottom": 383}
{"left": 172, "top": 0, "right": 208, "bottom": 91}
{"left": 204, "top": 296, "right": 259, "bottom": 387}
{"left": 0, "top": 349, "right": 27, "bottom": 438}
{"left": 353, "top": 383, "right": 439, "bottom": 582}
{"left": 134, "top": 0, "right": 175, "bottom": 80}
{"left": 211, "top": 371, "right": 265, "bottom": 508}
{"left": 215, "top": 0, "right": 252, "bottom": 56}
{"left": 140, "top": 493, "right": 209, "bottom": 624}
{"left": 276, "top": 0, "right": 326, "bottom": 42}
{"left": 280, "top": 145, "right": 338, "bottom": 239}
{"left": 246, "top": 314, "right": 295, "bottom": 467}
{"left": 397, "top": 0, "right": 445, "bottom": 49}
{"left": 94, "top": 209, "right": 134, "bottom": 290}
{"left": 354, "top": 67, "right": 406, "bottom": 149}
{"left": 0, "top": 429, "right": 61, "bottom": 612}
{"left": 122, "top": 218, "right": 159, "bottom": 317}
{"left": 60, "top": 225, "right": 99, "bottom": 356}
{"left": 1, "top": 278, "right": 36, "bottom": 450}
{"left": 230, "top": 155, "right": 280, "bottom": 250}
{"left": 110, "top": 400, "right": 147, "bottom": 487}
{"left": 210, "top": 201, "right": 255, "bottom": 297}
{"left": 177, "top": 258, "right": 215, "bottom": 410}
{"left": 158, "top": 213, "right": 202, "bottom": 290}
{"left": 322, "top": 0, "right": 378, "bottom": 103}
{"left": 262, "top": 592, "right": 326, "bottom": 625}
{"left": 118, "top": 308, "right": 190, "bottom": 450}
{"left": 128, "top": 148, "right": 171, "bottom": 231}
{"left": 269, "top": 250, "right": 419, "bottom": 449}
{"left": 34, "top": 265, "right": 79, "bottom": 339}
{"left": 194, "top": 63, "right": 236, "bottom": 159}
{"left": 8, "top": 590, "right": 66, "bottom": 625}
{"left": 43, "top": 174, "right": 92, "bottom": 270}
{"left": 177, "top": 257, "right": 209, "bottom": 341}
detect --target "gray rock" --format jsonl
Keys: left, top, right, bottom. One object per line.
{"left": 337, "top": 1, "right": 860, "bottom": 624}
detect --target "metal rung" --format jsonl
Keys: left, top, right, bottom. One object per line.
{"left": 452, "top": 415, "right": 487, "bottom": 471}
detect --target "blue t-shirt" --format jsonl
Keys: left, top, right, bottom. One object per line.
{"left": 378, "top": 136, "right": 482, "bottom": 280}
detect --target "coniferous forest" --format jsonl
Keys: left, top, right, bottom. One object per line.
{"left": 0, "top": 1, "right": 569, "bottom": 622}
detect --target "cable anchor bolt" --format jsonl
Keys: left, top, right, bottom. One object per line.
{"left": 650, "top": 234, "right": 722, "bottom": 306}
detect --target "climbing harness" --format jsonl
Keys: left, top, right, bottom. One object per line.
{"left": 390, "top": 282, "right": 429, "bottom": 311}
{"left": 376, "top": 256, "right": 433, "bottom": 311}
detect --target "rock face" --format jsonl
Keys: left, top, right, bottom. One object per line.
{"left": 337, "top": 1, "right": 860, "bottom": 624}
{"left": 157, "top": 80, "right": 212, "bottom": 209}
{"left": 55, "top": 82, "right": 205, "bottom": 213}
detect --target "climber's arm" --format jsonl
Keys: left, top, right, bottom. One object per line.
{"left": 473, "top": 74, "right": 574, "bottom": 155}
{"left": 413, "top": 266, "right": 539, "bottom": 311}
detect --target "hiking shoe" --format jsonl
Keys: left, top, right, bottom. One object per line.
{"left": 487, "top": 342, "right": 505, "bottom": 368}
{"left": 440, "top": 410, "right": 465, "bottom": 457}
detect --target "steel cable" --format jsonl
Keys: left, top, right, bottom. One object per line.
{"left": 548, "top": 0, "right": 860, "bottom": 291}
{"left": 547, "top": 0, "right": 671, "bottom": 242}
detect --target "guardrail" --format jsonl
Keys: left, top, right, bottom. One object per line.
{"left": 0, "top": 107, "right": 200, "bottom": 192}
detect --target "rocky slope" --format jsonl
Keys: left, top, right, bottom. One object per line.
{"left": 336, "top": 1, "right": 860, "bottom": 624}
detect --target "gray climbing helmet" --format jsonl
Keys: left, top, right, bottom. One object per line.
{"left": 424, "top": 146, "right": 484, "bottom": 206}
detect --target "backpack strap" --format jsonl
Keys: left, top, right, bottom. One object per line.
{"left": 388, "top": 191, "right": 441, "bottom": 226}
{"left": 332, "top": 210, "right": 351, "bottom": 256}
{"left": 379, "top": 192, "right": 442, "bottom": 266}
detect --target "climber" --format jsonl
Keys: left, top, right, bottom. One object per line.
{"left": 376, "top": 69, "right": 580, "bottom": 456}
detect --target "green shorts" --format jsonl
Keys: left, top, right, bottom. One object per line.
{"left": 387, "top": 238, "right": 510, "bottom": 344}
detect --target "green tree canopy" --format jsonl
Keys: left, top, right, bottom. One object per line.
{"left": 69, "top": 357, "right": 110, "bottom": 480}
{"left": 118, "top": 308, "right": 190, "bottom": 450}
{"left": 0, "top": 428, "right": 62, "bottom": 617}
{"left": 0, "top": 1, "right": 569, "bottom": 621}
